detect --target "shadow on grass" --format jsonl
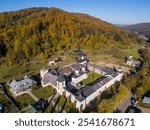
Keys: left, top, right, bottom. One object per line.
{"left": 48, "top": 93, "right": 57, "bottom": 104}
{"left": 52, "top": 96, "right": 61, "bottom": 112}
{"left": 59, "top": 98, "right": 67, "bottom": 113}
{"left": 125, "top": 105, "right": 141, "bottom": 113}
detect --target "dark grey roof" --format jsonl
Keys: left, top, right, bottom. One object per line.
{"left": 64, "top": 88, "right": 77, "bottom": 96}
{"left": 75, "top": 75, "right": 113, "bottom": 102}
{"left": 57, "top": 75, "right": 66, "bottom": 82}
{"left": 75, "top": 94, "right": 86, "bottom": 102}
{"left": 72, "top": 71, "right": 86, "bottom": 78}
{"left": 77, "top": 52, "right": 86, "bottom": 57}
{"left": 109, "top": 72, "right": 119, "bottom": 78}
{"left": 51, "top": 69, "right": 59, "bottom": 75}
{"left": 101, "top": 67, "right": 114, "bottom": 74}
{"left": 92, "top": 76, "right": 112, "bottom": 91}
{"left": 82, "top": 86, "right": 96, "bottom": 97}
{"left": 75, "top": 86, "right": 96, "bottom": 102}
{"left": 57, "top": 69, "right": 64, "bottom": 75}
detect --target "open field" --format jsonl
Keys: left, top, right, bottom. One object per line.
{"left": 0, "top": 51, "right": 75, "bottom": 82}
{"left": 85, "top": 44, "right": 141, "bottom": 64}
{"left": 82, "top": 71, "right": 101, "bottom": 86}
{"left": 0, "top": 44, "right": 142, "bottom": 82}
{"left": 32, "top": 86, "right": 56, "bottom": 99}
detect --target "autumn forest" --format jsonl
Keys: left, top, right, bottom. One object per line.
{"left": 0, "top": 7, "right": 139, "bottom": 65}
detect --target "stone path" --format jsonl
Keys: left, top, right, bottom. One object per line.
{"left": 28, "top": 91, "right": 66, "bottom": 113}
{"left": 116, "top": 93, "right": 132, "bottom": 112}
{"left": 28, "top": 91, "right": 39, "bottom": 102}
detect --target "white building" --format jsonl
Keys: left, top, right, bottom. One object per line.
{"left": 40, "top": 62, "right": 123, "bottom": 111}
{"left": 71, "top": 69, "right": 88, "bottom": 85}
{"left": 9, "top": 76, "right": 36, "bottom": 97}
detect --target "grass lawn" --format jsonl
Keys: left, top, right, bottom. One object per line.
{"left": 15, "top": 94, "right": 35, "bottom": 109}
{"left": 32, "top": 86, "right": 56, "bottom": 99}
{"left": 82, "top": 71, "right": 101, "bottom": 86}
{"left": 0, "top": 94, "right": 7, "bottom": 103}
{"left": 0, "top": 60, "right": 48, "bottom": 82}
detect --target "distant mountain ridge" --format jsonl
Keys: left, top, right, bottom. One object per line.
{"left": 115, "top": 24, "right": 128, "bottom": 27}
{"left": 125, "top": 23, "right": 150, "bottom": 37}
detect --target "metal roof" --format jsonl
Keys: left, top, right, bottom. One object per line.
{"left": 61, "top": 66, "right": 73, "bottom": 75}
{"left": 143, "top": 97, "right": 150, "bottom": 104}
{"left": 42, "top": 73, "right": 58, "bottom": 86}
{"left": 50, "top": 69, "right": 59, "bottom": 75}
{"left": 70, "top": 63, "right": 83, "bottom": 70}
{"left": 9, "top": 77, "right": 36, "bottom": 93}
{"left": 57, "top": 75, "right": 66, "bottom": 82}
{"left": 74, "top": 75, "right": 114, "bottom": 102}
{"left": 72, "top": 71, "right": 86, "bottom": 78}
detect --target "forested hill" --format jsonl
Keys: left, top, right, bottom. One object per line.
{"left": 0, "top": 7, "right": 138, "bottom": 65}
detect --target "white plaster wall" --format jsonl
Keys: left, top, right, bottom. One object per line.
{"left": 71, "top": 94, "right": 76, "bottom": 102}
{"left": 65, "top": 90, "right": 71, "bottom": 97}
{"left": 76, "top": 100, "right": 86, "bottom": 110}
{"left": 86, "top": 92, "right": 98, "bottom": 104}
{"left": 72, "top": 73, "right": 87, "bottom": 84}
{"left": 94, "top": 68, "right": 101, "bottom": 74}
{"left": 40, "top": 69, "right": 48, "bottom": 79}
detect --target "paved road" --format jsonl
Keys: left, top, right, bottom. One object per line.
{"left": 116, "top": 93, "right": 132, "bottom": 113}
{"left": 28, "top": 91, "right": 39, "bottom": 102}
{"left": 138, "top": 107, "right": 150, "bottom": 113}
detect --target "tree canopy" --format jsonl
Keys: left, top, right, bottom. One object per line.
{"left": 0, "top": 7, "right": 139, "bottom": 65}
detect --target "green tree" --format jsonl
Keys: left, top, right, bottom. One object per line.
{"left": 123, "top": 77, "right": 136, "bottom": 91}
{"left": 136, "top": 87, "right": 144, "bottom": 99}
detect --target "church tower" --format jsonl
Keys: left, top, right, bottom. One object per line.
{"left": 57, "top": 75, "right": 66, "bottom": 95}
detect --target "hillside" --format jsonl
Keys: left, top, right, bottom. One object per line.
{"left": 0, "top": 7, "right": 139, "bottom": 65}
{"left": 125, "top": 23, "right": 150, "bottom": 37}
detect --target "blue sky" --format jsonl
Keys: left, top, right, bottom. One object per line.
{"left": 0, "top": 0, "right": 150, "bottom": 24}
